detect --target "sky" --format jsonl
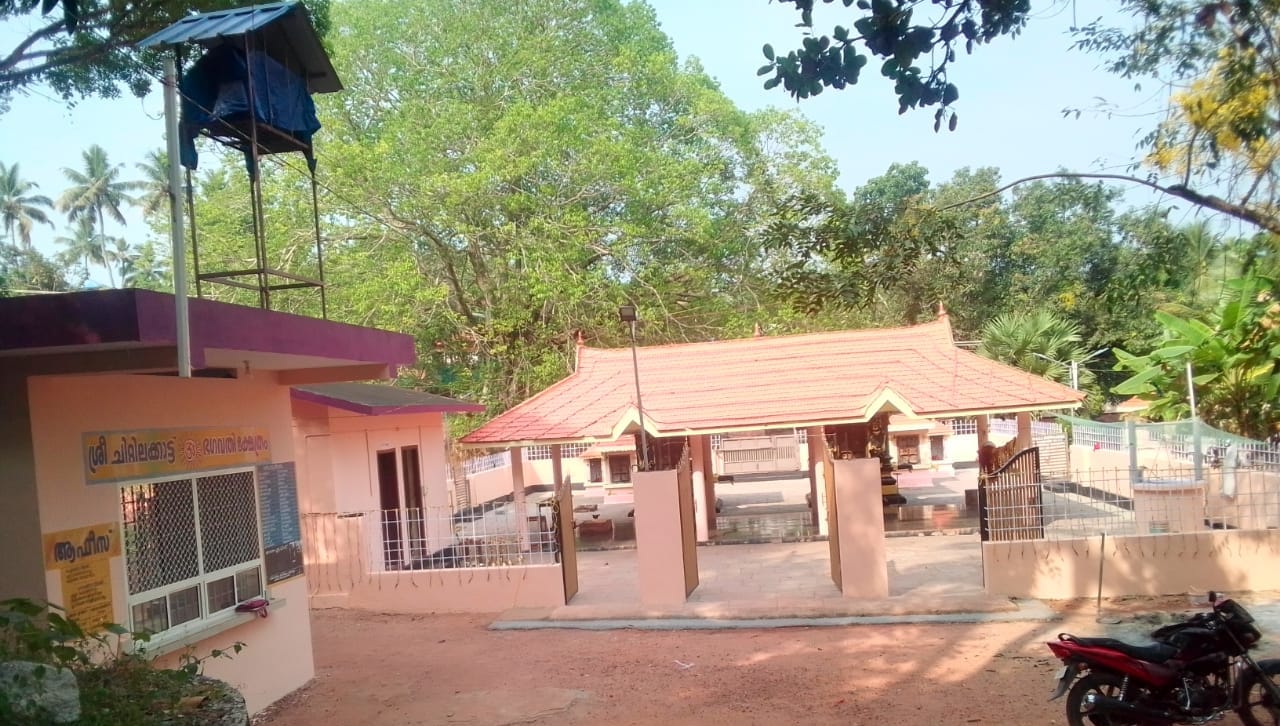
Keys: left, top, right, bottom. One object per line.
{"left": 0, "top": 1, "right": 1224, "bottom": 283}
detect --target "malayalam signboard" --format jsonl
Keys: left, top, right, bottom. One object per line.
{"left": 257, "top": 461, "right": 304, "bottom": 584}
{"left": 42, "top": 523, "right": 121, "bottom": 631}
{"left": 83, "top": 427, "right": 271, "bottom": 484}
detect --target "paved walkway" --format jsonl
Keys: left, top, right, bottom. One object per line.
{"left": 496, "top": 534, "right": 1040, "bottom": 627}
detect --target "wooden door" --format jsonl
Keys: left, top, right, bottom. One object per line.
{"left": 376, "top": 450, "right": 402, "bottom": 569}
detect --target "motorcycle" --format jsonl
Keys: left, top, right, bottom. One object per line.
{"left": 1046, "top": 592, "right": 1280, "bottom": 725}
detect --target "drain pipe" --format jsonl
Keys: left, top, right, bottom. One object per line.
{"left": 163, "top": 55, "right": 192, "bottom": 378}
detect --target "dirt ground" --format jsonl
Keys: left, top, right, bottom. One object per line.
{"left": 253, "top": 607, "right": 1258, "bottom": 726}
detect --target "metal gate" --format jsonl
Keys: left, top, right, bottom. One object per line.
{"left": 553, "top": 481, "right": 578, "bottom": 603}
{"left": 978, "top": 446, "right": 1045, "bottom": 542}
{"left": 821, "top": 446, "right": 841, "bottom": 589}
{"left": 677, "top": 453, "right": 699, "bottom": 596}
{"left": 719, "top": 431, "right": 801, "bottom": 475}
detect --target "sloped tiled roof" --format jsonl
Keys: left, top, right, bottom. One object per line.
{"left": 461, "top": 315, "right": 1083, "bottom": 447}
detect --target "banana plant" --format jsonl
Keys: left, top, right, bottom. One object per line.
{"left": 1113, "top": 273, "right": 1280, "bottom": 439}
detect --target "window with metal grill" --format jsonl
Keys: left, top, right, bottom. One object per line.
{"left": 120, "top": 469, "right": 264, "bottom": 637}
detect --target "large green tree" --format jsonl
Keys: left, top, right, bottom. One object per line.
{"left": 761, "top": 1, "right": 1280, "bottom": 234}
{"left": 174, "top": 0, "right": 847, "bottom": 421}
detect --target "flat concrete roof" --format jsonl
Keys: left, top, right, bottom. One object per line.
{"left": 0, "top": 289, "right": 415, "bottom": 378}
{"left": 292, "top": 382, "right": 484, "bottom": 415}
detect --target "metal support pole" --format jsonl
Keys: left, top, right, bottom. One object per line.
{"left": 1070, "top": 360, "right": 1079, "bottom": 391}
{"left": 310, "top": 167, "right": 327, "bottom": 319}
{"left": 1096, "top": 531, "right": 1106, "bottom": 618}
{"left": 629, "top": 319, "right": 650, "bottom": 470}
{"left": 1188, "top": 361, "right": 1203, "bottom": 481}
{"left": 163, "top": 55, "right": 192, "bottom": 378}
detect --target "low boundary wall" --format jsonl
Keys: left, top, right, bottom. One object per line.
{"left": 983, "top": 529, "right": 1280, "bottom": 599}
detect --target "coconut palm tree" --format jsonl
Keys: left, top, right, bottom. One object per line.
{"left": 978, "top": 309, "right": 1096, "bottom": 391}
{"left": 58, "top": 145, "right": 140, "bottom": 286}
{"left": 55, "top": 216, "right": 108, "bottom": 284}
{"left": 0, "top": 161, "right": 55, "bottom": 248}
{"left": 134, "top": 149, "right": 170, "bottom": 219}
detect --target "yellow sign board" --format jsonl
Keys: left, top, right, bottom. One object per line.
{"left": 42, "top": 523, "right": 121, "bottom": 631}
{"left": 83, "top": 427, "right": 271, "bottom": 483}
{"left": 42, "top": 522, "right": 121, "bottom": 570}
{"left": 60, "top": 559, "right": 114, "bottom": 630}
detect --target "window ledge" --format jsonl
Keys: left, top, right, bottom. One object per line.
{"left": 128, "top": 597, "right": 287, "bottom": 658}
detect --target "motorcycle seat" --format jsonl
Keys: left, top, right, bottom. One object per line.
{"left": 1060, "top": 635, "right": 1179, "bottom": 663}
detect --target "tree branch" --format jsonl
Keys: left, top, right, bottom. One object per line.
{"left": 934, "top": 171, "right": 1280, "bottom": 235}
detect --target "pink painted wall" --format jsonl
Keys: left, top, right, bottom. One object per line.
{"left": 1204, "top": 469, "right": 1280, "bottom": 530}
{"left": 983, "top": 530, "right": 1280, "bottom": 599}
{"left": 633, "top": 469, "right": 689, "bottom": 606}
{"left": 27, "top": 372, "right": 314, "bottom": 715}
{"left": 301, "top": 512, "right": 564, "bottom": 612}
{"left": 315, "top": 567, "right": 564, "bottom": 613}
{"left": 464, "top": 457, "right": 600, "bottom": 506}
{"left": 832, "top": 460, "right": 889, "bottom": 598}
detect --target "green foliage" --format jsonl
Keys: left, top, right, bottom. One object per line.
{"left": 0, "top": 0, "right": 331, "bottom": 113}
{"left": 764, "top": 164, "right": 1201, "bottom": 372}
{"left": 0, "top": 161, "right": 54, "bottom": 248}
{"left": 760, "top": 0, "right": 1032, "bottom": 128}
{"left": 0, "top": 598, "right": 244, "bottom": 726}
{"left": 1113, "top": 274, "right": 1280, "bottom": 439}
{"left": 177, "top": 0, "right": 850, "bottom": 426}
{"left": 977, "top": 309, "right": 1099, "bottom": 410}
{"left": 0, "top": 243, "right": 74, "bottom": 294}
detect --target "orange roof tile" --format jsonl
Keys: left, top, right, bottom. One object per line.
{"left": 462, "top": 315, "right": 1083, "bottom": 447}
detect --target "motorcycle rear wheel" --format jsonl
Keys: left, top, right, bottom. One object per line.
{"left": 1065, "top": 673, "right": 1162, "bottom": 726}
{"left": 1238, "top": 662, "right": 1280, "bottom": 726}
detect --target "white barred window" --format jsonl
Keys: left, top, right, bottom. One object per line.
{"left": 120, "top": 469, "right": 263, "bottom": 637}
{"left": 562, "top": 443, "right": 590, "bottom": 458}
{"left": 525, "top": 445, "right": 551, "bottom": 460}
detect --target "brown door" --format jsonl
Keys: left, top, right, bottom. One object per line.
{"left": 400, "top": 446, "right": 425, "bottom": 564}
{"left": 607, "top": 454, "right": 631, "bottom": 483}
{"left": 898, "top": 435, "right": 920, "bottom": 465}
{"left": 930, "top": 435, "right": 945, "bottom": 462}
{"left": 376, "top": 450, "right": 402, "bottom": 569}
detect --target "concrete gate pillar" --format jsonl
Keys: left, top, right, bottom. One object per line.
{"left": 1015, "top": 412, "right": 1033, "bottom": 451}
{"left": 634, "top": 469, "right": 689, "bottom": 606}
{"left": 690, "top": 435, "right": 710, "bottom": 542}
{"left": 832, "top": 459, "right": 889, "bottom": 598}
{"left": 510, "top": 447, "right": 530, "bottom": 551}
{"left": 976, "top": 414, "right": 990, "bottom": 448}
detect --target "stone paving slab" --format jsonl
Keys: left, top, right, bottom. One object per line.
{"left": 490, "top": 599, "right": 1056, "bottom": 631}
{"left": 493, "top": 534, "right": 1038, "bottom": 630}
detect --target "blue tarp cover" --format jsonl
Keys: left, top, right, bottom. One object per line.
{"left": 180, "top": 44, "right": 321, "bottom": 172}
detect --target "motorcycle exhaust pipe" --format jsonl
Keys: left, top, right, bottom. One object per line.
{"left": 1083, "top": 693, "right": 1176, "bottom": 722}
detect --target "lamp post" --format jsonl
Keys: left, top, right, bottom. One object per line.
{"left": 1031, "top": 348, "right": 1108, "bottom": 391}
{"left": 619, "top": 304, "right": 650, "bottom": 471}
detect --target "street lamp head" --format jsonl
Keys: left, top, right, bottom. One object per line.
{"left": 618, "top": 304, "right": 637, "bottom": 323}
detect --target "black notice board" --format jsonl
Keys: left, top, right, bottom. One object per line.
{"left": 257, "top": 461, "right": 304, "bottom": 584}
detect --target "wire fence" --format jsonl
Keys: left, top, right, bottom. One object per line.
{"left": 462, "top": 451, "right": 509, "bottom": 475}
{"left": 1060, "top": 415, "right": 1280, "bottom": 468}
{"left": 983, "top": 466, "right": 1280, "bottom": 542}
{"left": 302, "top": 501, "right": 560, "bottom": 585}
